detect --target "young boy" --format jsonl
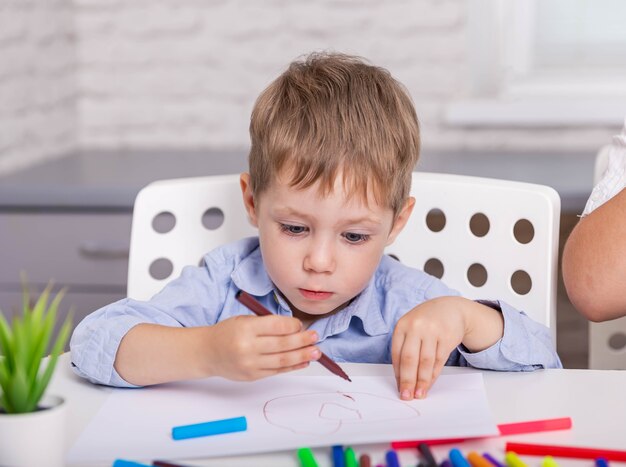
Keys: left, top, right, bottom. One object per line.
{"left": 70, "top": 52, "right": 561, "bottom": 401}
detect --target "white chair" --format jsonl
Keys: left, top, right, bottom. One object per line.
{"left": 128, "top": 172, "right": 560, "bottom": 342}
{"left": 388, "top": 173, "right": 559, "bottom": 341}
{"left": 127, "top": 175, "right": 257, "bottom": 301}
{"left": 593, "top": 144, "right": 612, "bottom": 189}
{"left": 588, "top": 146, "right": 626, "bottom": 369}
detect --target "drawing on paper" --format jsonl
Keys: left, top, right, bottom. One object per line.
{"left": 263, "top": 391, "right": 420, "bottom": 435}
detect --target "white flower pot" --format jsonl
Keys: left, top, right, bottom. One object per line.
{"left": 0, "top": 394, "right": 67, "bottom": 467}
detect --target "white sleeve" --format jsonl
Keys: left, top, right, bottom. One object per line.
{"left": 582, "top": 119, "right": 626, "bottom": 216}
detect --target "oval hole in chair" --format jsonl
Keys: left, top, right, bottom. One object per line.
{"left": 152, "top": 211, "right": 176, "bottom": 234}
{"left": 424, "top": 258, "right": 444, "bottom": 279}
{"left": 608, "top": 333, "right": 626, "bottom": 351}
{"left": 425, "top": 208, "right": 446, "bottom": 232}
{"left": 511, "top": 270, "right": 532, "bottom": 295}
{"left": 469, "top": 213, "right": 490, "bottom": 237}
{"left": 513, "top": 219, "right": 535, "bottom": 244}
{"left": 149, "top": 258, "right": 174, "bottom": 280}
{"left": 467, "top": 263, "right": 488, "bottom": 287}
{"left": 202, "top": 207, "right": 225, "bottom": 230}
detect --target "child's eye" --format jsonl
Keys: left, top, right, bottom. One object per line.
{"left": 280, "top": 223, "right": 308, "bottom": 235}
{"left": 343, "top": 232, "right": 370, "bottom": 244}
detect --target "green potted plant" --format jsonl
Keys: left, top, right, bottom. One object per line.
{"left": 0, "top": 281, "right": 72, "bottom": 467}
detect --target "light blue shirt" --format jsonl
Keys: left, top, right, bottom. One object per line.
{"left": 70, "top": 237, "right": 562, "bottom": 387}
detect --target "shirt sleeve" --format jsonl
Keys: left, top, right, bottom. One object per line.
{"left": 582, "top": 119, "right": 626, "bottom": 216}
{"left": 447, "top": 300, "right": 562, "bottom": 371}
{"left": 69, "top": 264, "right": 226, "bottom": 387}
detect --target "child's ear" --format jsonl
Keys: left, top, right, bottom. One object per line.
{"left": 240, "top": 173, "right": 259, "bottom": 227}
{"left": 386, "top": 197, "right": 415, "bottom": 246}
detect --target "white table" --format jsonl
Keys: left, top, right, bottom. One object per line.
{"left": 50, "top": 354, "right": 626, "bottom": 467}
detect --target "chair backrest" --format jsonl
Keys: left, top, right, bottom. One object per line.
{"left": 127, "top": 175, "right": 256, "bottom": 301}
{"left": 388, "top": 173, "right": 559, "bottom": 339}
{"left": 593, "top": 144, "right": 611, "bottom": 186}
{"left": 128, "top": 172, "right": 559, "bottom": 340}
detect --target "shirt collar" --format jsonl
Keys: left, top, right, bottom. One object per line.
{"left": 324, "top": 276, "right": 389, "bottom": 338}
{"left": 230, "top": 246, "right": 275, "bottom": 296}
{"left": 231, "top": 248, "right": 389, "bottom": 339}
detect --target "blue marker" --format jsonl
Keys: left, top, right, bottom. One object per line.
{"left": 332, "top": 445, "right": 345, "bottom": 467}
{"left": 385, "top": 450, "right": 401, "bottom": 467}
{"left": 595, "top": 459, "right": 609, "bottom": 467}
{"left": 112, "top": 460, "right": 151, "bottom": 467}
{"left": 171, "top": 415, "right": 247, "bottom": 440}
{"left": 449, "top": 448, "right": 471, "bottom": 467}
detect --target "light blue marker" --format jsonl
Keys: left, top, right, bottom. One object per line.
{"left": 172, "top": 415, "right": 247, "bottom": 440}
{"left": 450, "top": 448, "right": 471, "bottom": 467}
{"left": 112, "top": 460, "right": 152, "bottom": 467}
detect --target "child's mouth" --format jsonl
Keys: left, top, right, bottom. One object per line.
{"left": 299, "top": 288, "right": 333, "bottom": 300}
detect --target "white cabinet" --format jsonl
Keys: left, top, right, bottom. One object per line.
{"left": 0, "top": 149, "right": 249, "bottom": 342}
{"left": 0, "top": 212, "right": 132, "bottom": 329}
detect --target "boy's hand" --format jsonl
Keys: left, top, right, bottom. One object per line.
{"left": 391, "top": 296, "right": 504, "bottom": 400}
{"left": 391, "top": 296, "right": 467, "bottom": 400}
{"left": 204, "top": 314, "right": 321, "bottom": 381}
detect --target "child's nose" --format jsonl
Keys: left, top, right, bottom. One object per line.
{"left": 303, "top": 239, "right": 336, "bottom": 273}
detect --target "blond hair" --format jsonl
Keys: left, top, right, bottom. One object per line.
{"left": 248, "top": 52, "right": 420, "bottom": 215}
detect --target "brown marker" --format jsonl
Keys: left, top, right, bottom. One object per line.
{"left": 359, "top": 454, "right": 372, "bottom": 467}
{"left": 235, "top": 290, "right": 352, "bottom": 382}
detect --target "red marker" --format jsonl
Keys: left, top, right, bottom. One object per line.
{"left": 391, "top": 417, "right": 572, "bottom": 449}
{"left": 505, "top": 442, "right": 626, "bottom": 462}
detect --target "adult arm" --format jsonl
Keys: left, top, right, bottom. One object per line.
{"left": 562, "top": 187, "right": 626, "bottom": 321}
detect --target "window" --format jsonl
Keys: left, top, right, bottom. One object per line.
{"left": 446, "top": 0, "right": 626, "bottom": 126}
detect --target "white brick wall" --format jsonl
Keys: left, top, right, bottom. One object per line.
{"left": 74, "top": 0, "right": 474, "bottom": 149}
{"left": 0, "top": 0, "right": 77, "bottom": 175}
{"left": 0, "top": 0, "right": 620, "bottom": 175}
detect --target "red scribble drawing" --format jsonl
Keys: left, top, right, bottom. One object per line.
{"left": 263, "top": 391, "right": 420, "bottom": 435}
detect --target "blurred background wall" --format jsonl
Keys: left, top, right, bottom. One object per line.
{"left": 1, "top": 0, "right": 622, "bottom": 176}
{"left": 0, "top": 0, "right": 76, "bottom": 174}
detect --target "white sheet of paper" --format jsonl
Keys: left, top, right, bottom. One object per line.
{"left": 67, "top": 373, "right": 497, "bottom": 463}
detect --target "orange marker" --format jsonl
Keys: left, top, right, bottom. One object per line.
{"left": 468, "top": 452, "right": 493, "bottom": 467}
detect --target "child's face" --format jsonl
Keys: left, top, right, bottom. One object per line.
{"left": 241, "top": 171, "right": 413, "bottom": 320}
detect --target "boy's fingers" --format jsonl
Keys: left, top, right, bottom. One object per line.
{"left": 415, "top": 339, "right": 436, "bottom": 399}
{"left": 258, "top": 330, "right": 318, "bottom": 353}
{"left": 398, "top": 336, "right": 421, "bottom": 400}
{"left": 260, "top": 361, "right": 311, "bottom": 378}
{"left": 255, "top": 315, "right": 303, "bottom": 335}
{"left": 260, "top": 345, "right": 321, "bottom": 370}
{"left": 431, "top": 343, "right": 450, "bottom": 384}
{"left": 390, "top": 330, "right": 406, "bottom": 386}
{"left": 422, "top": 343, "right": 449, "bottom": 396}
